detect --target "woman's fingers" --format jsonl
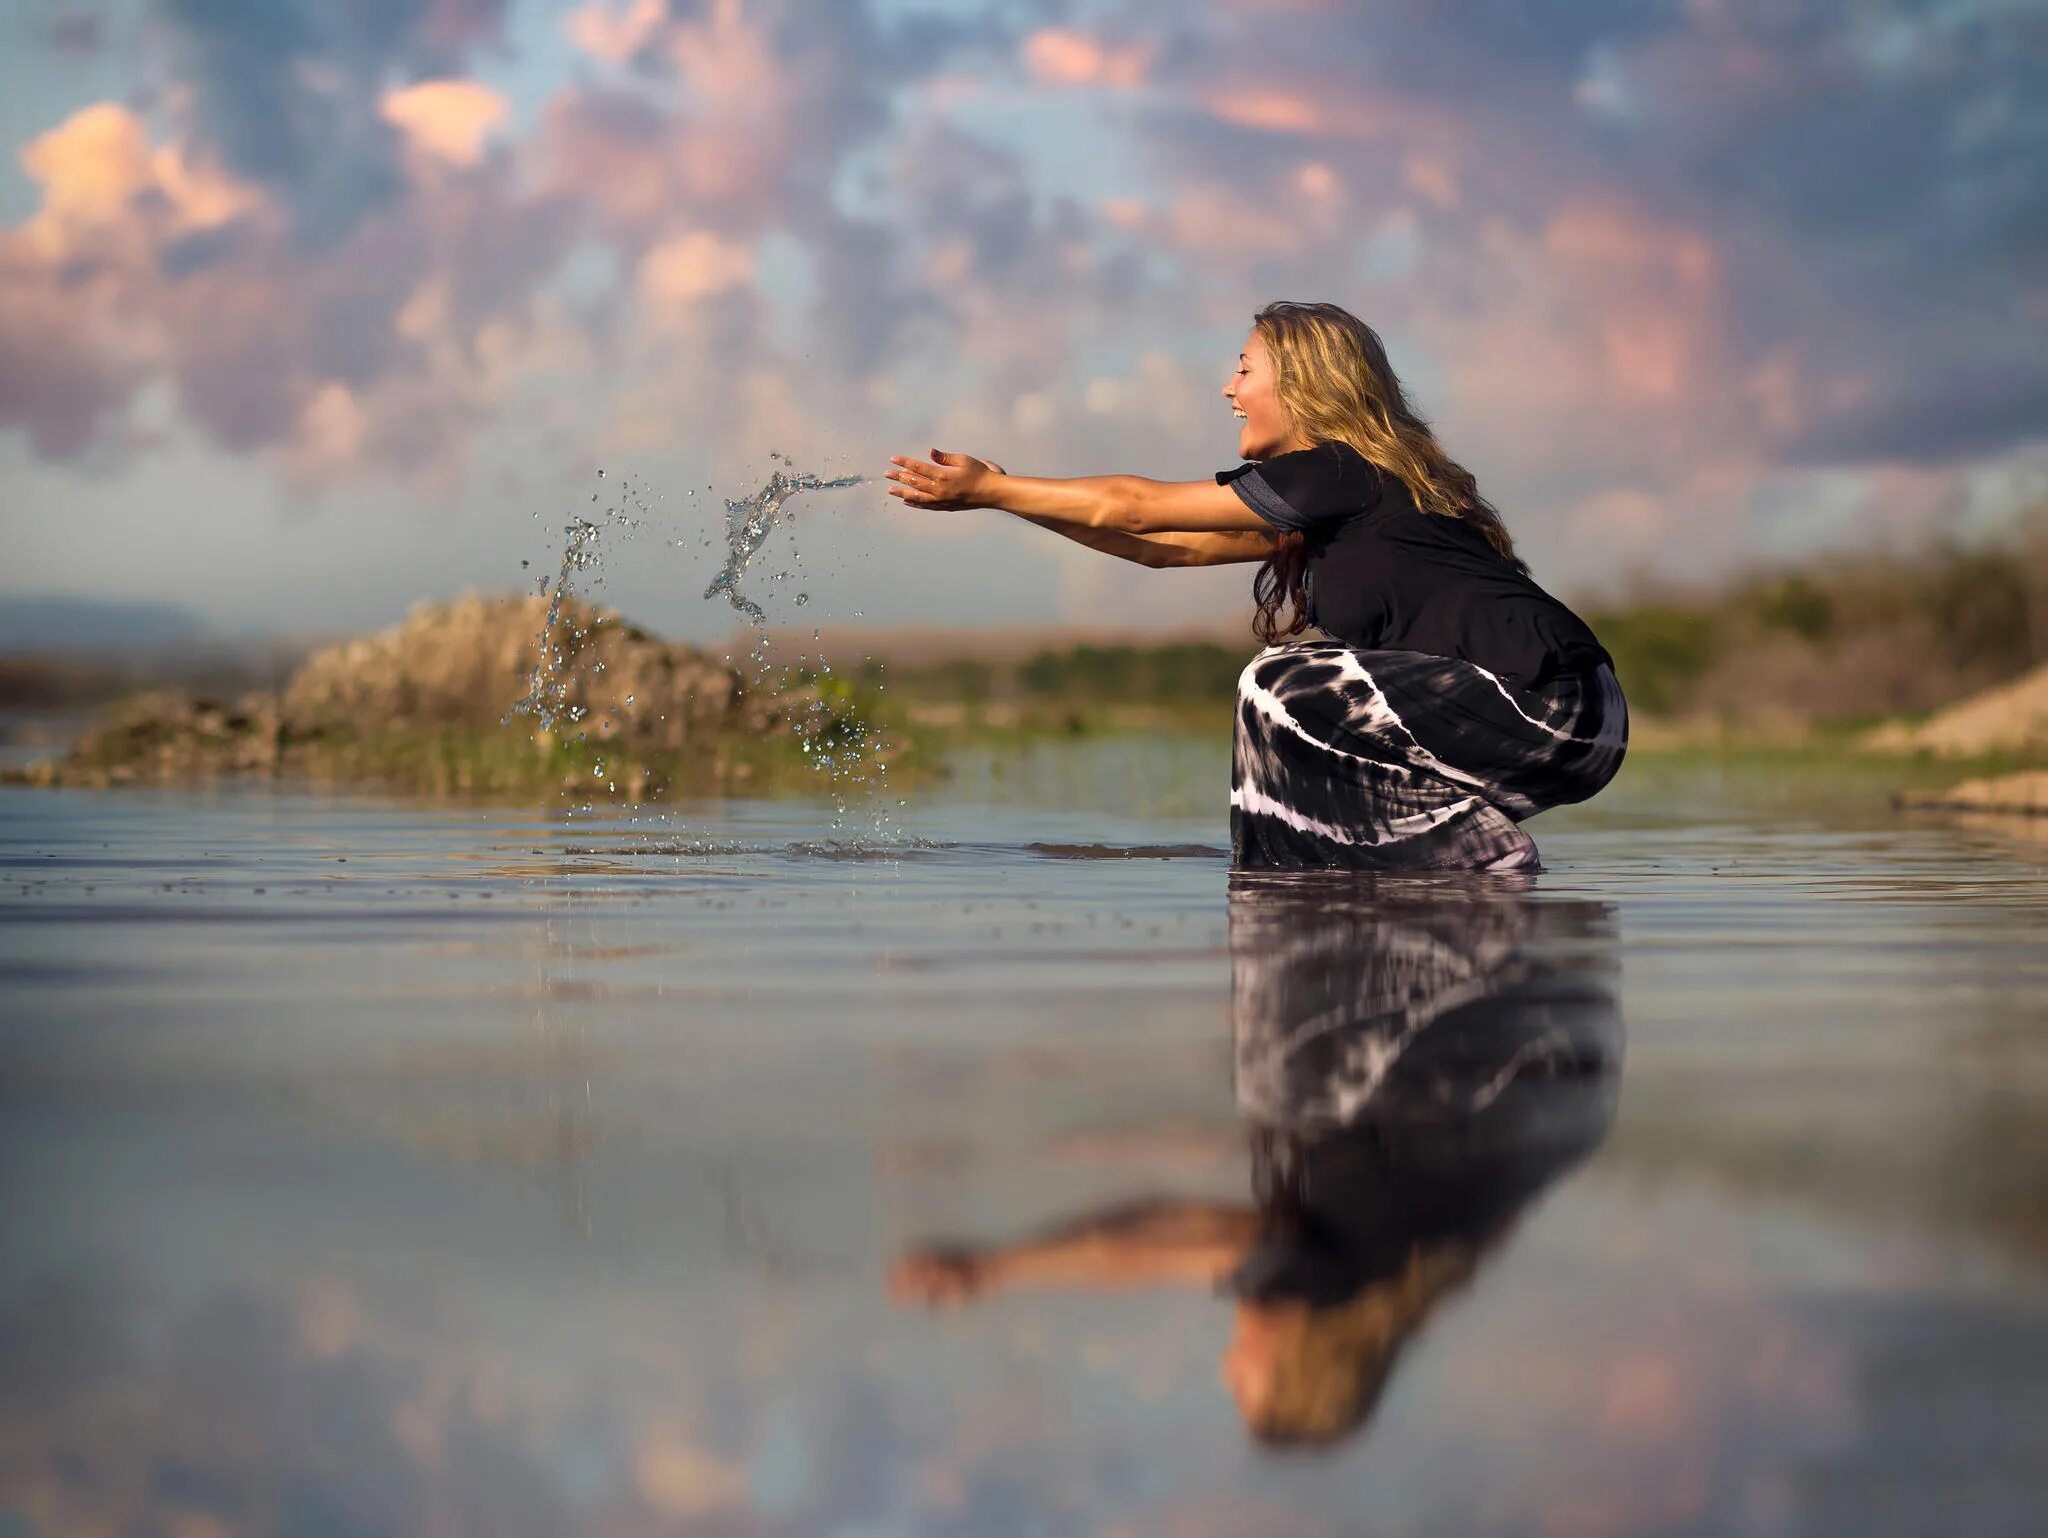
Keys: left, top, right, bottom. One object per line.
{"left": 885, "top": 452, "right": 982, "bottom": 510}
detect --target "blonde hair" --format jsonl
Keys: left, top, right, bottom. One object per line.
{"left": 1238, "top": 1240, "right": 1484, "bottom": 1445}
{"left": 1249, "top": 301, "right": 1525, "bottom": 643}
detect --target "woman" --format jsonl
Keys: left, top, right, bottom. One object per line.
{"left": 889, "top": 877, "right": 1624, "bottom": 1446}
{"left": 884, "top": 301, "right": 1627, "bottom": 871}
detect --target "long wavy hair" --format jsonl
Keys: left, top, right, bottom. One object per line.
{"left": 1235, "top": 1122, "right": 1506, "bottom": 1445}
{"left": 1247, "top": 302, "right": 1526, "bottom": 644}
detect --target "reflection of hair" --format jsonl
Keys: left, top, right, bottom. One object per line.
{"left": 1241, "top": 1242, "right": 1486, "bottom": 1445}
{"left": 1237, "top": 1123, "right": 1519, "bottom": 1445}
{"left": 1248, "top": 301, "right": 1527, "bottom": 643}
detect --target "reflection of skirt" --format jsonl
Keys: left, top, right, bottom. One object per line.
{"left": 1231, "top": 643, "right": 1628, "bottom": 872}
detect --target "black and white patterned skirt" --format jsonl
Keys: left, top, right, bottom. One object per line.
{"left": 1231, "top": 643, "right": 1628, "bottom": 872}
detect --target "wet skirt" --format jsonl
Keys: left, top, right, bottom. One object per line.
{"left": 1231, "top": 642, "right": 1628, "bottom": 872}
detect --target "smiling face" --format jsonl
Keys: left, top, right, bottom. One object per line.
{"left": 1223, "top": 327, "right": 1311, "bottom": 461}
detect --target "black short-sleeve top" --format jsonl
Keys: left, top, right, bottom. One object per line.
{"left": 1216, "top": 440, "right": 1611, "bottom": 688}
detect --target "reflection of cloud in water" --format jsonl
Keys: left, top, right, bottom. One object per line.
{"left": 7, "top": 870, "right": 2046, "bottom": 1530}
{"left": 5, "top": 1225, "right": 2045, "bottom": 1530}
{"left": 0, "top": 1275, "right": 571, "bottom": 1537}
{"left": 0, "top": 1270, "right": 943, "bottom": 1538}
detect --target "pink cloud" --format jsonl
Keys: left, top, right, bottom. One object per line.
{"left": 560, "top": 0, "right": 668, "bottom": 64}
{"left": 1199, "top": 86, "right": 1403, "bottom": 139}
{"left": 1023, "top": 27, "right": 1155, "bottom": 89}
{"left": 537, "top": 0, "right": 820, "bottom": 247}
{"left": 381, "top": 80, "right": 509, "bottom": 168}
{"left": 1400, "top": 151, "right": 1460, "bottom": 210}
{"left": 0, "top": 94, "right": 578, "bottom": 488}
{"left": 0, "top": 103, "right": 258, "bottom": 457}
{"left": 1399, "top": 193, "right": 1737, "bottom": 473}
{"left": 636, "top": 229, "right": 756, "bottom": 318}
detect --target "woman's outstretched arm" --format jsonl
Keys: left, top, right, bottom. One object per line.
{"left": 1014, "top": 513, "right": 1278, "bottom": 568}
{"left": 888, "top": 1198, "right": 1259, "bottom": 1306}
{"left": 884, "top": 451, "right": 1273, "bottom": 535}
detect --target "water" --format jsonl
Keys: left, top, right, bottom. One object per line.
{"left": 504, "top": 514, "right": 607, "bottom": 736}
{"left": 2, "top": 749, "right": 2045, "bottom": 1535}
{"left": 702, "top": 461, "right": 868, "bottom": 626}
{"left": 504, "top": 462, "right": 892, "bottom": 834}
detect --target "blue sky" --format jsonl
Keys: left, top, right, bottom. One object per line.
{"left": 2, "top": 0, "right": 2045, "bottom": 643}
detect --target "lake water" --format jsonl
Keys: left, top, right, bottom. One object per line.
{"left": 2, "top": 742, "right": 2045, "bottom": 1536}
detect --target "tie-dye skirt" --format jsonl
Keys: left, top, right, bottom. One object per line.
{"left": 1231, "top": 642, "right": 1628, "bottom": 872}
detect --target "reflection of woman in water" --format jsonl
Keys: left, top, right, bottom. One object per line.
{"left": 889, "top": 878, "right": 1623, "bottom": 1446}
{"left": 883, "top": 301, "right": 1627, "bottom": 872}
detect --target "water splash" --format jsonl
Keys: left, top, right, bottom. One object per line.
{"left": 503, "top": 516, "right": 608, "bottom": 735}
{"left": 703, "top": 466, "right": 865, "bottom": 623}
{"left": 501, "top": 461, "right": 900, "bottom": 849}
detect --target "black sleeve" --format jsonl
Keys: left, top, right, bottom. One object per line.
{"left": 1214, "top": 442, "right": 1382, "bottom": 533}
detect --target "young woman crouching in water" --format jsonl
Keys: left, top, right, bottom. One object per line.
{"left": 884, "top": 300, "right": 1627, "bottom": 872}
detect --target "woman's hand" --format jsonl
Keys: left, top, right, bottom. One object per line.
{"left": 887, "top": 1245, "right": 989, "bottom": 1308}
{"left": 884, "top": 448, "right": 1004, "bottom": 511}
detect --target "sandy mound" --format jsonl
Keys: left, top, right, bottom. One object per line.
{"left": 1862, "top": 661, "right": 2048, "bottom": 757}
{"left": 12, "top": 591, "right": 835, "bottom": 795}
{"left": 282, "top": 590, "right": 745, "bottom": 746}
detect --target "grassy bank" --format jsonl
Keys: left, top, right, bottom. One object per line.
{"left": 9, "top": 502, "right": 2046, "bottom": 807}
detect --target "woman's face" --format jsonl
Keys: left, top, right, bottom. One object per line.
{"left": 1220, "top": 1301, "right": 1281, "bottom": 1426}
{"left": 1222, "top": 329, "right": 1303, "bottom": 460}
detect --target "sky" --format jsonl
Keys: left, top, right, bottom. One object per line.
{"left": 2, "top": 0, "right": 2045, "bottom": 645}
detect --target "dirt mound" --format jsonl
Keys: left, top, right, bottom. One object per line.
{"left": 10, "top": 591, "right": 847, "bottom": 797}
{"left": 282, "top": 591, "right": 745, "bottom": 746}
{"left": 1862, "top": 661, "right": 2048, "bottom": 757}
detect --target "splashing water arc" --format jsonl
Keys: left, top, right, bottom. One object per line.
{"left": 704, "top": 466, "right": 867, "bottom": 623}
{"left": 504, "top": 516, "right": 605, "bottom": 734}
{"left": 500, "top": 461, "right": 889, "bottom": 839}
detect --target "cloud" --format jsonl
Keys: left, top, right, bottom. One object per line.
{"left": 42, "top": 9, "right": 105, "bottom": 56}
{"left": 381, "top": 78, "right": 509, "bottom": 167}
{"left": 561, "top": 0, "right": 669, "bottom": 64}
{"left": 0, "top": 102, "right": 254, "bottom": 457}
{"left": 5, "top": 0, "right": 2043, "bottom": 604}
{"left": 0, "top": 92, "right": 579, "bottom": 487}
{"left": 151, "top": 0, "right": 510, "bottom": 247}
{"left": 1022, "top": 27, "right": 1154, "bottom": 89}
{"left": 1785, "top": 360, "right": 2048, "bottom": 470}
{"left": 1078, "top": 0, "right": 2048, "bottom": 570}
{"left": 638, "top": 229, "right": 756, "bottom": 317}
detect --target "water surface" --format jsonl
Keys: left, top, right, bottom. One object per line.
{"left": 2, "top": 746, "right": 2044, "bottom": 1536}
